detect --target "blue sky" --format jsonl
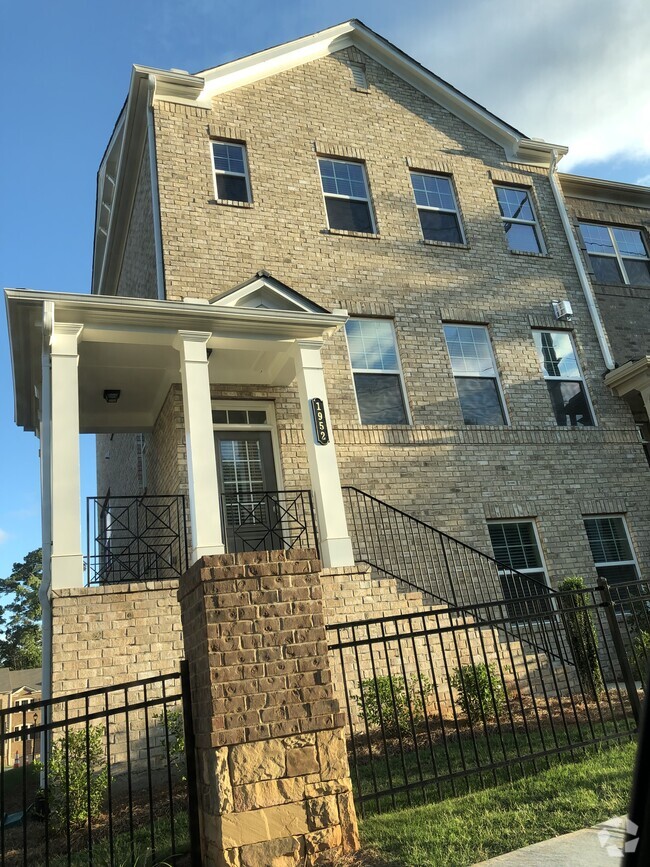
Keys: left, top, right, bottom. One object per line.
{"left": 0, "top": 0, "right": 648, "bottom": 580}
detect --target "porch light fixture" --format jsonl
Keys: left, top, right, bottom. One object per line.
{"left": 103, "top": 389, "right": 121, "bottom": 404}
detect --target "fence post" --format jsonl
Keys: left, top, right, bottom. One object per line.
{"left": 597, "top": 577, "right": 642, "bottom": 726}
{"left": 180, "top": 659, "right": 202, "bottom": 866}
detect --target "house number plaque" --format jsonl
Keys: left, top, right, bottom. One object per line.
{"left": 311, "top": 398, "right": 329, "bottom": 445}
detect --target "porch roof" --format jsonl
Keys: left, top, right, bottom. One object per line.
{"left": 5, "top": 288, "right": 348, "bottom": 434}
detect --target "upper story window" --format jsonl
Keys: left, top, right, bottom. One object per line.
{"left": 212, "top": 141, "right": 252, "bottom": 203}
{"left": 494, "top": 185, "right": 544, "bottom": 253}
{"left": 532, "top": 331, "right": 594, "bottom": 427}
{"left": 578, "top": 222, "right": 650, "bottom": 286}
{"left": 410, "top": 172, "right": 464, "bottom": 244}
{"left": 318, "top": 158, "right": 375, "bottom": 234}
{"left": 443, "top": 324, "right": 508, "bottom": 425}
{"left": 345, "top": 318, "right": 409, "bottom": 424}
{"left": 584, "top": 515, "right": 639, "bottom": 587}
{"left": 487, "top": 520, "right": 551, "bottom": 620}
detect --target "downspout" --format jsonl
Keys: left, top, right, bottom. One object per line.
{"left": 548, "top": 150, "right": 615, "bottom": 370}
{"left": 146, "top": 75, "right": 166, "bottom": 301}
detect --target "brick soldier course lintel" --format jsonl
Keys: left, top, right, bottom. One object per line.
{"left": 178, "top": 550, "right": 359, "bottom": 867}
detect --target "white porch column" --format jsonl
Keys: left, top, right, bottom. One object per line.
{"left": 176, "top": 330, "right": 225, "bottom": 561}
{"left": 293, "top": 339, "right": 354, "bottom": 568}
{"left": 50, "top": 323, "right": 84, "bottom": 589}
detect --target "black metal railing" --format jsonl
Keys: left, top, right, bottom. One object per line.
{"left": 221, "top": 489, "right": 318, "bottom": 555}
{"left": 342, "top": 486, "right": 569, "bottom": 661}
{"left": 0, "top": 668, "right": 199, "bottom": 866}
{"left": 86, "top": 495, "right": 189, "bottom": 585}
{"left": 328, "top": 579, "right": 642, "bottom": 816}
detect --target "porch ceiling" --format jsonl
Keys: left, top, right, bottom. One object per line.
{"left": 6, "top": 289, "right": 348, "bottom": 434}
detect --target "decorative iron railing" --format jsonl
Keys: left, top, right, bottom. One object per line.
{"left": 341, "top": 486, "right": 571, "bottom": 662}
{"left": 86, "top": 495, "right": 189, "bottom": 585}
{"left": 221, "top": 489, "right": 318, "bottom": 555}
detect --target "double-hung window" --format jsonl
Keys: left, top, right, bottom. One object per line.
{"left": 443, "top": 325, "right": 507, "bottom": 425}
{"left": 487, "top": 521, "right": 552, "bottom": 619}
{"left": 410, "top": 172, "right": 464, "bottom": 244}
{"left": 533, "top": 331, "right": 594, "bottom": 427}
{"left": 212, "top": 141, "right": 251, "bottom": 203}
{"left": 318, "top": 158, "right": 375, "bottom": 234}
{"left": 494, "top": 185, "right": 544, "bottom": 253}
{"left": 584, "top": 516, "right": 639, "bottom": 588}
{"left": 345, "top": 318, "right": 408, "bottom": 424}
{"left": 578, "top": 222, "right": 650, "bottom": 286}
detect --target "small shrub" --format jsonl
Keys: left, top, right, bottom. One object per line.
{"left": 37, "top": 725, "right": 108, "bottom": 829}
{"left": 558, "top": 576, "right": 603, "bottom": 700}
{"left": 155, "top": 706, "right": 185, "bottom": 775}
{"left": 450, "top": 662, "right": 505, "bottom": 725}
{"left": 633, "top": 630, "right": 650, "bottom": 682}
{"left": 355, "top": 674, "right": 434, "bottom": 735}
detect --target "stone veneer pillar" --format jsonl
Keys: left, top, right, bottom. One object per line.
{"left": 178, "top": 549, "right": 360, "bottom": 867}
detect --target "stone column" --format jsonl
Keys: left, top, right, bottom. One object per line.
{"left": 178, "top": 549, "right": 359, "bottom": 867}
{"left": 176, "top": 330, "right": 225, "bottom": 561}
{"left": 293, "top": 339, "right": 355, "bottom": 569}
{"left": 49, "top": 322, "right": 84, "bottom": 589}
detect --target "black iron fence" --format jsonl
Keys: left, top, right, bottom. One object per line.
{"left": 0, "top": 669, "right": 199, "bottom": 867}
{"left": 327, "top": 579, "right": 644, "bottom": 816}
{"left": 221, "top": 489, "right": 318, "bottom": 555}
{"left": 86, "top": 495, "right": 189, "bottom": 585}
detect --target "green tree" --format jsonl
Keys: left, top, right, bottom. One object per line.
{"left": 0, "top": 548, "right": 42, "bottom": 669}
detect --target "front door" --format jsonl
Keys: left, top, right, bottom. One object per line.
{"left": 215, "top": 430, "right": 279, "bottom": 552}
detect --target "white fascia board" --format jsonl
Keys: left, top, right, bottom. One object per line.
{"left": 605, "top": 357, "right": 650, "bottom": 396}
{"left": 196, "top": 19, "right": 567, "bottom": 167}
{"left": 559, "top": 173, "right": 650, "bottom": 209}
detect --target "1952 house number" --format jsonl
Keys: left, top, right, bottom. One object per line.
{"left": 311, "top": 398, "right": 329, "bottom": 445}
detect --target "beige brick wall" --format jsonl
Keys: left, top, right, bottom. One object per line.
{"left": 99, "top": 45, "right": 650, "bottom": 600}
{"left": 50, "top": 581, "right": 183, "bottom": 695}
{"left": 115, "top": 135, "right": 158, "bottom": 300}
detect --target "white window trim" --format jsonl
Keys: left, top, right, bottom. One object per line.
{"left": 444, "top": 324, "right": 510, "bottom": 426}
{"left": 345, "top": 318, "right": 412, "bottom": 425}
{"left": 317, "top": 157, "right": 377, "bottom": 234}
{"left": 211, "top": 400, "right": 284, "bottom": 491}
{"left": 487, "top": 518, "right": 552, "bottom": 592}
{"left": 410, "top": 171, "right": 465, "bottom": 244}
{"left": 495, "top": 184, "right": 546, "bottom": 254}
{"left": 211, "top": 140, "right": 252, "bottom": 203}
{"left": 533, "top": 329, "right": 597, "bottom": 427}
{"left": 579, "top": 222, "right": 650, "bottom": 286}
{"left": 583, "top": 514, "right": 640, "bottom": 580}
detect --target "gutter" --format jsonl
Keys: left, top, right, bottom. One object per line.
{"left": 548, "top": 151, "right": 615, "bottom": 371}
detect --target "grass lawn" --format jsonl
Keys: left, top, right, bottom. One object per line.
{"left": 359, "top": 740, "right": 636, "bottom": 866}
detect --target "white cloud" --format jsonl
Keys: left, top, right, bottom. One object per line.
{"left": 391, "top": 0, "right": 650, "bottom": 172}
{"left": 0, "top": 529, "right": 8, "bottom": 545}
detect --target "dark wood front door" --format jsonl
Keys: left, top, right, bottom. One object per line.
{"left": 215, "top": 430, "right": 279, "bottom": 552}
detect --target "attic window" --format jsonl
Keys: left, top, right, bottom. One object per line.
{"left": 349, "top": 63, "right": 368, "bottom": 90}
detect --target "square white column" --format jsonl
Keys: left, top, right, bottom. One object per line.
{"left": 49, "top": 323, "right": 84, "bottom": 589}
{"left": 176, "top": 330, "right": 225, "bottom": 562}
{"left": 294, "top": 339, "right": 354, "bottom": 568}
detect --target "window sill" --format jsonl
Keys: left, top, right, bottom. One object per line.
{"left": 324, "top": 228, "right": 380, "bottom": 240}
{"left": 591, "top": 280, "right": 650, "bottom": 292}
{"left": 208, "top": 199, "right": 254, "bottom": 209}
{"left": 423, "top": 239, "right": 470, "bottom": 250}
{"left": 509, "top": 248, "right": 550, "bottom": 259}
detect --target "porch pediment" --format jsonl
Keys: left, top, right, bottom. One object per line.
{"left": 209, "top": 271, "right": 329, "bottom": 314}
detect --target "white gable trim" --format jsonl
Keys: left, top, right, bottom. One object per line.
{"left": 210, "top": 275, "right": 328, "bottom": 313}
{"left": 193, "top": 20, "right": 567, "bottom": 166}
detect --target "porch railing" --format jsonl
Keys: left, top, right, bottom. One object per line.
{"left": 86, "top": 495, "right": 189, "bottom": 585}
{"left": 221, "top": 489, "right": 319, "bottom": 556}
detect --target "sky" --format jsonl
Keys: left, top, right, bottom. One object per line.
{"left": 0, "top": 0, "right": 648, "bottom": 581}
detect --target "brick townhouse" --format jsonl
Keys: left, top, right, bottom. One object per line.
{"left": 5, "top": 20, "right": 650, "bottom": 699}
